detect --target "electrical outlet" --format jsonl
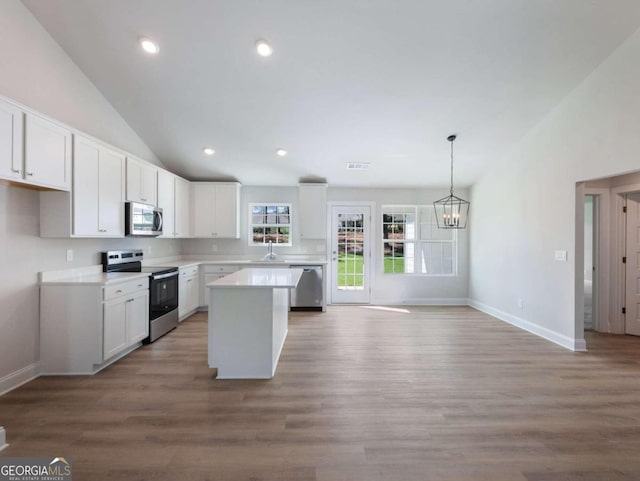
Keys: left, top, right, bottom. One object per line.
{"left": 555, "top": 250, "right": 567, "bottom": 262}
{"left": 517, "top": 298, "right": 524, "bottom": 309}
{"left": 211, "top": 243, "right": 218, "bottom": 252}
{"left": 66, "top": 249, "right": 73, "bottom": 262}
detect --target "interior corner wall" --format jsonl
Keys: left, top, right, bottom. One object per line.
{"left": 0, "top": 0, "right": 180, "bottom": 389}
{"left": 469, "top": 26, "right": 640, "bottom": 346}
{"left": 0, "top": 0, "right": 161, "bottom": 165}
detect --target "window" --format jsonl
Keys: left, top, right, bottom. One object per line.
{"left": 382, "top": 205, "right": 456, "bottom": 275}
{"left": 249, "top": 203, "right": 292, "bottom": 246}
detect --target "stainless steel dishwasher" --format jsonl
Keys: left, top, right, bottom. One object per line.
{"left": 290, "top": 265, "right": 323, "bottom": 310}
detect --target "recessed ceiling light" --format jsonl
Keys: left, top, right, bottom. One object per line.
{"left": 139, "top": 37, "right": 159, "bottom": 55}
{"left": 256, "top": 39, "right": 273, "bottom": 57}
{"left": 203, "top": 147, "right": 215, "bottom": 156}
{"left": 276, "top": 149, "right": 287, "bottom": 157}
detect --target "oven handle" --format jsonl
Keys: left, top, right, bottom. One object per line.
{"left": 152, "top": 271, "right": 179, "bottom": 280}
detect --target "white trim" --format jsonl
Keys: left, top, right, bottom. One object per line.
{"left": 469, "top": 299, "right": 587, "bottom": 352}
{"left": 369, "top": 297, "right": 469, "bottom": 306}
{"left": 584, "top": 188, "right": 611, "bottom": 333}
{"left": 326, "top": 202, "right": 376, "bottom": 305}
{"left": 0, "top": 426, "right": 7, "bottom": 452}
{"left": 0, "top": 362, "right": 40, "bottom": 397}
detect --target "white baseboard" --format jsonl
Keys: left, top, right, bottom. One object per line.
{"left": 468, "top": 299, "right": 587, "bottom": 352}
{"left": 0, "top": 362, "right": 40, "bottom": 397}
{"left": 370, "top": 297, "right": 470, "bottom": 306}
{"left": 0, "top": 426, "right": 7, "bottom": 452}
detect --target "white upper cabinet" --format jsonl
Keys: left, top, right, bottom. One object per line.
{"left": 174, "top": 176, "right": 191, "bottom": 238}
{"left": 126, "top": 156, "right": 157, "bottom": 205}
{"left": 24, "top": 113, "right": 72, "bottom": 191}
{"left": 157, "top": 169, "right": 175, "bottom": 238}
{"left": 0, "top": 98, "right": 24, "bottom": 182}
{"left": 41, "top": 135, "right": 124, "bottom": 238}
{"left": 190, "top": 182, "right": 240, "bottom": 238}
{"left": 73, "top": 135, "right": 125, "bottom": 237}
{"left": 157, "top": 169, "right": 191, "bottom": 238}
{"left": 298, "top": 183, "right": 328, "bottom": 239}
{"left": 0, "top": 98, "right": 71, "bottom": 191}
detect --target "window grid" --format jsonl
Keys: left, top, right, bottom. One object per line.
{"left": 249, "top": 203, "right": 292, "bottom": 246}
{"left": 337, "top": 213, "right": 365, "bottom": 290}
{"left": 382, "top": 205, "right": 457, "bottom": 276}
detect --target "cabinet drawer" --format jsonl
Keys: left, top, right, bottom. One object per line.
{"left": 104, "top": 278, "right": 148, "bottom": 301}
{"left": 203, "top": 264, "right": 239, "bottom": 274}
{"left": 180, "top": 265, "right": 199, "bottom": 277}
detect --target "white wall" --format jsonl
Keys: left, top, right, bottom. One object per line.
{"left": 0, "top": 0, "right": 180, "bottom": 388}
{"left": 469, "top": 26, "right": 640, "bottom": 349}
{"left": 181, "top": 186, "right": 327, "bottom": 257}
{"left": 328, "top": 187, "right": 469, "bottom": 304}
{"left": 0, "top": 0, "right": 160, "bottom": 166}
{"left": 182, "top": 185, "right": 469, "bottom": 304}
{"left": 584, "top": 196, "right": 593, "bottom": 282}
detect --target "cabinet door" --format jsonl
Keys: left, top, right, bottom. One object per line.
{"left": 103, "top": 299, "right": 127, "bottom": 361}
{"left": 191, "top": 183, "right": 215, "bottom": 237}
{"left": 126, "top": 291, "right": 149, "bottom": 344}
{"left": 187, "top": 275, "right": 200, "bottom": 312}
{"left": 24, "top": 114, "right": 72, "bottom": 190}
{"left": 73, "top": 136, "right": 100, "bottom": 236}
{"left": 178, "top": 275, "right": 188, "bottom": 318}
{"left": 141, "top": 164, "right": 157, "bottom": 205}
{"left": 98, "top": 148, "right": 125, "bottom": 236}
{"left": 157, "top": 170, "right": 175, "bottom": 238}
{"left": 0, "top": 99, "right": 23, "bottom": 182}
{"left": 298, "top": 184, "right": 327, "bottom": 239}
{"left": 174, "top": 177, "right": 190, "bottom": 238}
{"left": 125, "top": 157, "right": 143, "bottom": 202}
{"left": 214, "top": 184, "right": 240, "bottom": 238}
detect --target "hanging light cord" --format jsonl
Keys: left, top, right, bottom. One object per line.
{"left": 450, "top": 138, "right": 454, "bottom": 196}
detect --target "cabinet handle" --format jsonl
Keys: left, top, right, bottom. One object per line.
{"left": 141, "top": 198, "right": 147, "bottom": 202}
{"left": 187, "top": 279, "right": 192, "bottom": 283}
{"left": 26, "top": 171, "right": 34, "bottom": 176}
{"left": 116, "top": 289, "right": 122, "bottom": 293}
{"left": 99, "top": 228, "right": 107, "bottom": 232}
{"left": 11, "top": 168, "right": 21, "bottom": 174}
{"left": 128, "top": 298, "right": 134, "bottom": 303}
{"left": 137, "top": 284, "right": 143, "bottom": 287}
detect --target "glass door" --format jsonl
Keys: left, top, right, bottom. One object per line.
{"left": 330, "top": 205, "right": 371, "bottom": 304}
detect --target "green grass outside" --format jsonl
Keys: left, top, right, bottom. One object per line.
{"left": 337, "top": 253, "right": 364, "bottom": 287}
{"left": 383, "top": 256, "right": 406, "bottom": 274}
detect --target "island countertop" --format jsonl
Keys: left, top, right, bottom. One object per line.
{"left": 207, "top": 268, "right": 303, "bottom": 289}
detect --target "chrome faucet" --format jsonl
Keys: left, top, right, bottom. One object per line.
{"left": 263, "top": 240, "right": 277, "bottom": 260}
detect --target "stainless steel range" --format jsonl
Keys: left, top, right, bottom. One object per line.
{"left": 101, "top": 250, "right": 179, "bottom": 343}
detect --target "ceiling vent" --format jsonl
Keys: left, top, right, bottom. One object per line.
{"left": 346, "top": 162, "right": 371, "bottom": 170}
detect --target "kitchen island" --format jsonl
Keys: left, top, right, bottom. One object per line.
{"left": 207, "top": 268, "right": 303, "bottom": 379}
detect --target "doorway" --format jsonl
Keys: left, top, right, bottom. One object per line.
{"left": 584, "top": 195, "right": 596, "bottom": 330}
{"left": 329, "top": 205, "right": 371, "bottom": 304}
{"left": 625, "top": 193, "right": 640, "bottom": 336}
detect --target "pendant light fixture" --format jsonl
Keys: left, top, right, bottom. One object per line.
{"left": 433, "top": 134, "right": 470, "bottom": 229}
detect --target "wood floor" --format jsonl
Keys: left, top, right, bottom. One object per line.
{"left": 2, "top": 306, "right": 640, "bottom": 480}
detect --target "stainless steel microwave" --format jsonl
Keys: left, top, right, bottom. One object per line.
{"left": 125, "top": 202, "right": 163, "bottom": 237}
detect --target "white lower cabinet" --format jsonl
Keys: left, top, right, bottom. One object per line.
{"left": 40, "top": 278, "right": 149, "bottom": 374}
{"left": 179, "top": 265, "right": 200, "bottom": 320}
{"left": 201, "top": 264, "right": 240, "bottom": 306}
{"left": 103, "top": 289, "right": 148, "bottom": 360}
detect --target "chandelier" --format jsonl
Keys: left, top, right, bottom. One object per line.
{"left": 433, "top": 134, "right": 469, "bottom": 229}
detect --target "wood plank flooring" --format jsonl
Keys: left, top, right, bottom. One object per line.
{"left": 2, "top": 306, "right": 640, "bottom": 480}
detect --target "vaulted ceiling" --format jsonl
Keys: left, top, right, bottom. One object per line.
{"left": 21, "top": 0, "right": 640, "bottom": 187}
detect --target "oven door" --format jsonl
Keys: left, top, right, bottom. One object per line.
{"left": 149, "top": 272, "right": 179, "bottom": 320}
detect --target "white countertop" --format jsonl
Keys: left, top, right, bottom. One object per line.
{"left": 207, "top": 268, "right": 303, "bottom": 289}
{"left": 145, "top": 256, "right": 327, "bottom": 268}
{"left": 40, "top": 265, "right": 149, "bottom": 286}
